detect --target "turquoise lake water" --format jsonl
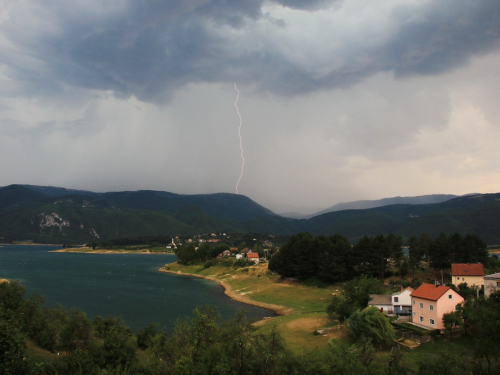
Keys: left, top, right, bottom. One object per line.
{"left": 0, "top": 245, "right": 273, "bottom": 331}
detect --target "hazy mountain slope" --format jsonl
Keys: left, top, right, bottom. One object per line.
{"left": 302, "top": 193, "right": 500, "bottom": 244}
{"left": 21, "top": 184, "right": 98, "bottom": 197}
{"left": 311, "top": 194, "right": 458, "bottom": 217}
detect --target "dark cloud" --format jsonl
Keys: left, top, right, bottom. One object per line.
{"left": 1, "top": 0, "right": 499, "bottom": 103}
{"left": 274, "top": 0, "right": 335, "bottom": 10}
{"left": 382, "top": 0, "right": 500, "bottom": 77}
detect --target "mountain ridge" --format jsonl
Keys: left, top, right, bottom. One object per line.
{"left": 1, "top": 185, "right": 500, "bottom": 245}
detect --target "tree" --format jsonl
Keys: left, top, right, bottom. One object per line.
{"left": 347, "top": 306, "right": 396, "bottom": 348}
{"left": 388, "top": 233, "right": 403, "bottom": 267}
{"left": 442, "top": 311, "right": 461, "bottom": 341}
{"left": 60, "top": 310, "right": 92, "bottom": 355}
{"left": 268, "top": 232, "right": 315, "bottom": 279}
{"left": 353, "top": 236, "right": 378, "bottom": 277}
{"left": 454, "top": 282, "right": 478, "bottom": 300}
{"left": 327, "top": 275, "right": 382, "bottom": 321}
{"left": 463, "top": 234, "right": 488, "bottom": 264}
{"left": 136, "top": 322, "right": 159, "bottom": 350}
{"left": 408, "top": 235, "right": 423, "bottom": 282}
{"left": 0, "top": 309, "right": 27, "bottom": 374}
{"left": 419, "top": 232, "right": 432, "bottom": 262}
{"left": 430, "top": 232, "right": 451, "bottom": 269}
{"left": 175, "top": 244, "right": 198, "bottom": 265}
{"left": 468, "top": 291, "right": 500, "bottom": 373}
{"left": 0, "top": 280, "right": 26, "bottom": 311}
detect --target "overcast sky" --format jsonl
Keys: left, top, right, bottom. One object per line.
{"left": 1, "top": 0, "right": 500, "bottom": 214}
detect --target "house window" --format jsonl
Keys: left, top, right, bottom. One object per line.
{"left": 419, "top": 316, "right": 424, "bottom": 323}
{"left": 394, "top": 297, "right": 399, "bottom": 303}
{"left": 497, "top": 281, "right": 500, "bottom": 287}
{"left": 457, "top": 277, "right": 460, "bottom": 280}
{"left": 413, "top": 300, "right": 415, "bottom": 305}
{"left": 449, "top": 294, "right": 453, "bottom": 299}
{"left": 430, "top": 319, "right": 435, "bottom": 325}
{"left": 429, "top": 305, "right": 434, "bottom": 311}
{"left": 419, "top": 302, "right": 423, "bottom": 309}
{"left": 413, "top": 312, "right": 415, "bottom": 316}
{"left": 462, "top": 278, "right": 465, "bottom": 281}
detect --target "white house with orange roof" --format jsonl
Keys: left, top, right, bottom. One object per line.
{"left": 451, "top": 263, "right": 484, "bottom": 287}
{"left": 246, "top": 252, "right": 260, "bottom": 264}
{"left": 410, "top": 283, "right": 464, "bottom": 330}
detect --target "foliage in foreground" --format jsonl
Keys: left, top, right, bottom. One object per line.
{"left": 3, "top": 279, "right": 500, "bottom": 374}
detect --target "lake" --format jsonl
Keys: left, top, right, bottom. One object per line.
{"left": 0, "top": 244, "right": 273, "bottom": 331}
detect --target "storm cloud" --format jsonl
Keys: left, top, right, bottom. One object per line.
{"left": 1, "top": 0, "right": 500, "bottom": 213}
{"left": 2, "top": 0, "right": 499, "bottom": 102}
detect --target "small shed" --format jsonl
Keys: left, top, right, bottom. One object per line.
{"left": 368, "top": 294, "right": 392, "bottom": 313}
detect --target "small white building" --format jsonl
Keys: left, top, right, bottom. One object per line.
{"left": 368, "top": 286, "right": 415, "bottom": 315}
{"left": 368, "top": 294, "right": 392, "bottom": 313}
{"left": 484, "top": 272, "right": 500, "bottom": 297}
{"left": 391, "top": 287, "right": 414, "bottom": 314}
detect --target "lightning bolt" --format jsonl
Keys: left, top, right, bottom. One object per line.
{"left": 234, "top": 83, "right": 245, "bottom": 194}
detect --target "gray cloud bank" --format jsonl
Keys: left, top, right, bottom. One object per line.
{"left": 1, "top": 0, "right": 500, "bottom": 213}
{"left": 1, "top": 0, "right": 499, "bottom": 103}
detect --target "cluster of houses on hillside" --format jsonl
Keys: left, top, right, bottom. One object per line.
{"left": 217, "top": 247, "right": 263, "bottom": 264}
{"left": 369, "top": 263, "right": 499, "bottom": 331}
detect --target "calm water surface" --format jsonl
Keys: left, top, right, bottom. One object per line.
{"left": 0, "top": 245, "right": 273, "bottom": 331}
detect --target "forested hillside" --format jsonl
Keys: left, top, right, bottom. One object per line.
{"left": 2, "top": 185, "right": 500, "bottom": 244}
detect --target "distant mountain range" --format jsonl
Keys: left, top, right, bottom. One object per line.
{"left": 310, "top": 194, "right": 459, "bottom": 216}
{"left": 1, "top": 184, "right": 500, "bottom": 245}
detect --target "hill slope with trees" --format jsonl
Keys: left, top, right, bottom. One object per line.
{"left": 2, "top": 185, "right": 500, "bottom": 244}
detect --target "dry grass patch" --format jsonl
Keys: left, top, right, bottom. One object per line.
{"left": 255, "top": 312, "right": 344, "bottom": 353}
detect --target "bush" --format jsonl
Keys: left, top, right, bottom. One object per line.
{"left": 233, "top": 259, "right": 251, "bottom": 268}
{"left": 303, "top": 277, "right": 329, "bottom": 288}
{"left": 220, "top": 259, "right": 233, "bottom": 267}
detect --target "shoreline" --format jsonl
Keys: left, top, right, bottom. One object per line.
{"left": 0, "top": 243, "right": 63, "bottom": 246}
{"left": 43, "top": 245, "right": 289, "bottom": 316}
{"left": 159, "top": 266, "right": 290, "bottom": 316}
{"left": 51, "top": 247, "right": 173, "bottom": 255}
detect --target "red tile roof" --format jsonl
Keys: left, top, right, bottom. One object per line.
{"left": 451, "top": 263, "right": 484, "bottom": 276}
{"left": 247, "top": 253, "right": 259, "bottom": 258}
{"left": 410, "top": 283, "right": 452, "bottom": 301}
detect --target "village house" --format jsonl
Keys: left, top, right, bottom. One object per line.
{"left": 391, "top": 286, "right": 414, "bottom": 314}
{"left": 410, "top": 283, "right": 464, "bottom": 330}
{"left": 484, "top": 272, "right": 500, "bottom": 297}
{"left": 368, "top": 286, "right": 414, "bottom": 315}
{"left": 451, "top": 263, "right": 484, "bottom": 287}
{"left": 246, "top": 252, "right": 260, "bottom": 264}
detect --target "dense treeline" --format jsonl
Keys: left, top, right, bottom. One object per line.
{"left": 408, "top": 232, "right": 488, "bottom": 269}
{"left": 174, "top": 243, "right": 231, "bottom": 265}
{"left": 268, "top": 232, "right": 403, "bottom": 282}
{"left": 96, "top": 236, "right": 174, "bottom": 249}
{"left": 269, "top": 232, "right": 489, "bottom": 282}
